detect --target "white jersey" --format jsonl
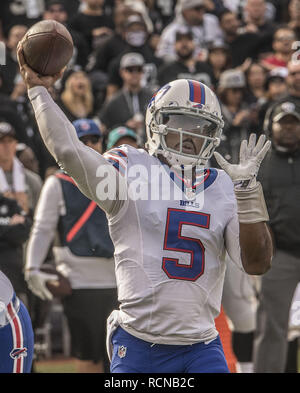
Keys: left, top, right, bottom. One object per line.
{"left": 0, "top": 271, "right": 13, "bottom": 306}
{"left": 104, "top": 145, "right": 243, "bottom": 345}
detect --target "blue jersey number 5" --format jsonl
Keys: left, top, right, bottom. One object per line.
{"left": 162, "top": 208, "right": 210, "bottom": 281}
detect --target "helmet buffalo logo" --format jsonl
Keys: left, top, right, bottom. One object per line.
{"left": 10, "top": 347, "right": 28, "bottom": 359}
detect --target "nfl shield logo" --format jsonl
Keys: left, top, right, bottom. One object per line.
{"left": 118, "top": 345, "right": 127, "bottom": 358}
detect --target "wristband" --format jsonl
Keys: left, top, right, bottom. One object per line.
{"left": 234, "top": 182, "right": 269, "bottom": 224}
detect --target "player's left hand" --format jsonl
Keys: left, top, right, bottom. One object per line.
{"left": 214, "top": 133, "right": 271, "bottom": 189}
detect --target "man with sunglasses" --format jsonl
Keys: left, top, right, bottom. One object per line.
{"left": 25, "top": 119, "right": 117, "bottom": 373}
{"left": 156, "top": 0, "right": 223, "bottom": 62}
{"left": 100, "top": 52, "right": 153, "bottom": 143}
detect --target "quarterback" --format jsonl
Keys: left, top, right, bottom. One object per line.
{"left": 17, "top": 45, "right": 273, "bottom": 373}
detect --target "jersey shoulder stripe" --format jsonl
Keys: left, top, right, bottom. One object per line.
{"left": 103, "top": 146, "right": 129, "bottom": 176}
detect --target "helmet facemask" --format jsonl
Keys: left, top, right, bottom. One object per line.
{"left": 149, "top": 106, "right": 223, "bottom": 166}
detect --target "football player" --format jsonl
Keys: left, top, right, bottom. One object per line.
{"left": 0, "top": 270, "right": 34, "bottom": 373}
{"left": 17, "top": 44, "right": 273, "bottom": 373}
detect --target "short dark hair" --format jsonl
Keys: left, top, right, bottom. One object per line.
{"left": 46, "top": 0, "right": 65, "bottom": 11}
{"left": 218, "top": 8, "right": 234, "bottom": 23}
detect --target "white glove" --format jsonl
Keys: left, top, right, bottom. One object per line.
{"left": 25, "top": 270, "right": 58, "bottom": 301}
{"left": 214, "top": 134, "right": 271, "bottom": 189}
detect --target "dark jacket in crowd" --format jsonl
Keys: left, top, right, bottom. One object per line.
{"left": 99, "top": 87, "right": 153, "bottom": 131}
{"left": 258, "top": 147, "right": 300, "bottom": 258}
{"left": 0, "top": 194, "right": 31, "bottom": 293}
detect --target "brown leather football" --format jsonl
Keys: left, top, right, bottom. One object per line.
{"left": 40, "top": 264, "right": 72, "bottom": 298}
{"left": 22, "top": 20, "right": 73, "bottom": 76}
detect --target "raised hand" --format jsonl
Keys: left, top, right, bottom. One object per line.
{"left": 214, "top": 133, "right": 271, "bottom": 189}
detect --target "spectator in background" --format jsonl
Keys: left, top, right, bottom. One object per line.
{"left": 286, "top": 60, "right": 300, "bottom": 103}
{"left": 86, "top": 2, "right": 139, "bottom": 74}
{"left": 56, "top": 70, "right": 95, "bottom": 122}
{"left": 25, "top": 118, "right": 117, "bottom": 373}
{"left": 156, "top": 0, "right": 223, "bottom": 62}
{"left": 287, "top": 0, "right": 300, "bottom": 39}
{"left": 122, "top": 0, "right": 155, "bottom": 40}
{"left": 265, "top": 67, "right": 288, "bottom": 102}
{"left": 206, "top": 41, "right": 232, "bottom": 89}
{"left": 105, "top": 14, "right": 161, "bottom": 100}
{"left": 245, "top": 62, "right": 268, "bottom": 104}
{"left": 143, "top": 0, "right": 166, "bottom": 50}
{"left": 58, "top": 0, "right": 80, "bottom": 19}
{"left": 106, "top": 126, "right": 139, "bottom": 151}
{"left": 253, "top": 99, "right": 300, "bottom": 373}
{"left": 0, "top": 76, "right": 32, "bottom": 147}
{"left": 146, "top": 0, "right": 177, "bottom": 28}
{"left": 261, "top": 61, "right": 300, "bottom": 133}
{"left": 0, "top": 121, "right": 41, "bottom": 303}
{"left": 261, "top": 26, "right": 296, "bottom": 71}
{"left": 218, "top": 9, "right": 272, "bottom": 68}
{"left": 224, "top": 0, "right": 276, "bottom": 20}
{"left": 100, "top": 53, "right": 153, "bottom": 144}
{"left": 0, "top": 0, "right": 44, "bottom": 39}
{"left": 0, "top": 25, "right": 27, "bottom": 96}
{"left": 201, "top": 0, "right": 228, "bottom": 16}
{"left": 0, "top": 191, "right": 31, "bottom": 303}
{"left": 157, "top": 28, "right": 214, "bottom": 87}
{"left": 240, "top": 0, "right": 276, "bottom": 53}
{"left": 43, "top": 0, "right": 89, "bottom": 70}
{"left": 215, "top": 69, "right": 256, "bottom": 164}
{"left": 0, "top": 121, "right": 41, "bottom": 215}
{"left": 68, "top": 0, "right": 114, "bottom": 55}
{"left": 257, "top": 67, "right": 288, "bottom": 129}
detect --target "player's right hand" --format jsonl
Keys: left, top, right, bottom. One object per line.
{"left": 17, "top": 43, "right": 65, "bottom": 90}
{"left": 25, "top": 269, "right": 58, "bottom": 301}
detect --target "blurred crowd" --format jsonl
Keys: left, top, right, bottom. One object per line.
{"left": 1, "top": 0, "right": 300, "bottom": 373}
{"left": 0, "top": 0, "right": 299, "bottom": 176}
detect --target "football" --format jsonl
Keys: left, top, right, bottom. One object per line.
{"left": 21, "top": 20, "right": 73, "bottom": 76}
{"left": 40, "top": 264, "right": 72, "bottom": 298}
